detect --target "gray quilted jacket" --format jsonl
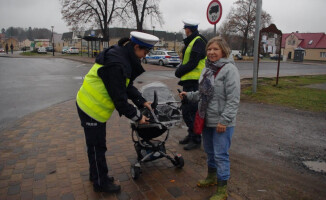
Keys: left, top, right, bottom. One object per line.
{"left": 186, "top": 57, "right": 240, "bottom": 127}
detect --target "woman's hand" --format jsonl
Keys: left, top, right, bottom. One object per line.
{"left": 143, "top": 101, "right": 152, "bottom": 110}
{"left": 138, "top": 115, "right": 149, "bottom": 125}
{"left": 179, "top": 92, "right": 187, "bottom": 100}
{"left": 216, "top": 123, "right": 226, "bottom": 133}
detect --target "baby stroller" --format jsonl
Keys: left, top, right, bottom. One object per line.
{"left": 130, "top": 82, "right": 184, "bottom": 179}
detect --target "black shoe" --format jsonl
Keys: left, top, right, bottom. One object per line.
{"left": 183, "top": 141, "right": 200, "bottom": 150}
{"left": 179, "top": 136, "right": 190, "bottom": 144}
{"left": 90, "top": 174, "right": 114, "bottom": 183}
{"left": 93, "top": 182, "right": 121, "bottom": 193}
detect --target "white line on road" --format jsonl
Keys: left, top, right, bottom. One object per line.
{"left": 75, "top": 64, "right": 86, "bottom": 68}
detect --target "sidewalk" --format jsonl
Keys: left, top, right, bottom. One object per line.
{"left": 0, "top": 54, "right": 241, "bottom": 199}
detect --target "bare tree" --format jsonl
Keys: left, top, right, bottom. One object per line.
{"left": 60, "top": 0, "right": 119, "bottom": 41}
{"left": 226, "top": 0, "right": 271, "bottom": 55}
{"left": 120, "top": 0, "right": 163, "bottom": 31}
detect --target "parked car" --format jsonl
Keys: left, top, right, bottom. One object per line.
{"left": 62, "top": 46, "right": 69, "bottom": 54}
{"left": 0, "top": 48, "right": 4, "bottom": 53}
{"left": 270, "top": 54, "right": 283, "bottom": 60}
{"left": 66, "top": 47, "right": 79, "bottom": 54}
{"left": 234, "top": 54, "right": 243, "bottom": 60}
{"left": 143, "top": 50, "right": 181, "bottom": 67}
{"left": 37, "top": 47, "right": 47, "bottom": 54}
{"left": 46, "top": 46, "right": 54, "bottom": 52}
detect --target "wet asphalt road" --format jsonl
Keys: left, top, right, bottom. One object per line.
{"left": 0, "top": 57, "right": 326, "bottom": 130}
{"left": 0, "top": 57, "right": 91, "bottom": 130}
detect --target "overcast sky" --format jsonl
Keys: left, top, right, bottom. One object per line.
{"left": 1, "top": 0, "right": 326, "bottom": 35}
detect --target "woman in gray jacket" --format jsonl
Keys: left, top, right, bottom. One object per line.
{"left": 179, "top": 36, "right": 240, "bottom": 200}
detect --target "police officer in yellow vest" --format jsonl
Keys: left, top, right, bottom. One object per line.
{"left": 175, "top": 19, "right": 207, "bottom": 150}
{"left": 76, "top": 31, "right": 159, "bottom": 193}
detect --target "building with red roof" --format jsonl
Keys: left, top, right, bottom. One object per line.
{"left": 282, "top": 31, "right": 326, "bottom": 61}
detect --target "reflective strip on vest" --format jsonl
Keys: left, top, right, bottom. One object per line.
{"left": 181, "top": 36, "right": 206, "bottom": 81}
{"left": 76, "top": 63, "right": 130, "bottom": 122}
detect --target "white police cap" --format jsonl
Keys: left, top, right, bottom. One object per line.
{"left": 182, "top": 19, "right": 200, "bottom": 29}
{"left": 130, "top": 31, "right": 159, "bottom": 48}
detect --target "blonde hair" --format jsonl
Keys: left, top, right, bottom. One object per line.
{"left": 206, "top": 36, "right": 231, "bottom": 58}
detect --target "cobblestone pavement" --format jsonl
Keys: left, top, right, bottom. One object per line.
{"left": 0, "top": 53, "right": 241, "bottom": 199}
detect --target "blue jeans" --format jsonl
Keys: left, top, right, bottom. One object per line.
{"left": 202, "top": 126, "right": 234, "bottom": 181}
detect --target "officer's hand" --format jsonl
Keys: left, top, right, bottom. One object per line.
{"left": 143, "top": 101, "right": 152, "bottom": 110}
{"left": 139, "top": 115, "right": 150, "bottom": 125}
{"left": 216, "top": 123, "right": 226, "bottom": 133}
{"left": 179, "top": 92, "right": 187, "bottom": 100}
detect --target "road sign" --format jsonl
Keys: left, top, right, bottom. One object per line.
{"left": 207, "top": 0, "right": 222, "bottom": 25}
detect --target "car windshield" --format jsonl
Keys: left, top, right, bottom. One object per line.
{"left": 167, "top": 52, "right": 178, "bottom": 56}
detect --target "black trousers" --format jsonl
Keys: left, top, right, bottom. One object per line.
{"left": 76, "top": 104, "right": 109, "bottom": 186}
{"left": 182, "top": 84, "right": 201, "bottom": 144}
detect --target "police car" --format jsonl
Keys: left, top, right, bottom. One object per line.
{"left": 143, "top": 50, "right": 180, "bottom": 67}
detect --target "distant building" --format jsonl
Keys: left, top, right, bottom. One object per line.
{"left": 282, "top": 32, "right": 326, "bottom": 61}
{"left": 32, "top": 39, "right": 50, "bottom": 50}
{"left": 60, "top": 28, "right": 183, "bottom": 54}
{"left": 19, "top": 39, "right": 32, "bottom": 49}
{"left": 0, "top": 37, "right": 19, "bottom": 51}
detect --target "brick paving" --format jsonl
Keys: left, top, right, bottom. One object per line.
{"left": 0, "top": 53, "right": 240, "bottom": 200}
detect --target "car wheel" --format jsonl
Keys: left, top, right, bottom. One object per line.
{"left": 159, "top": 60, "right": 164, "bottom": 66}
{"left": 142, "top": 58, "right": 147, "bottom": 64}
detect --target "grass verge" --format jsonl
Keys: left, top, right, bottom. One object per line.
{"left": 241, "top": 75, "right": 326, "bottom": 112}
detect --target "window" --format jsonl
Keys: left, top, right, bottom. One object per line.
{"left": 308, "top": 40, "right": 313, "bottom": 45}
{"left": 320, "top": 52, "right": 326, "bottom": 58}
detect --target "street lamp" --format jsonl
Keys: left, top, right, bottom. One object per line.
{"left": 152, "top": 26, "right": 155, "bottom": 35}
{"left": 174, "top": 32, "right": 176, "bottom": 51}
{"left": 51, "top": 26, "right": 54, "bottom": 56}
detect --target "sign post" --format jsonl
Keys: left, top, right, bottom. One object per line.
{"left": 207, "top": 0, "right": 223, "bottom": 35}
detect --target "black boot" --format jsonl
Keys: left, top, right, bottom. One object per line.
{"left": 93, "top": 181, "right": 121, "bottom": 193}
{"left": 183, "top": 141, "right": 200, "bottom": 150}
{"left": 90, "top": 174, "right": 114, "bottom": 183}
{"left": 179, "top": 136, "right": 190, "bottom": 144}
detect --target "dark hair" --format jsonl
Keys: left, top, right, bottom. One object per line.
{"left": 118, "top": 37, "right": 151, "bottom": 50}
{"left": 118, "top": 37, "right": 130, "bottom": 46}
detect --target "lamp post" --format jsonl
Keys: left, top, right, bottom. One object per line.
{"left": 152, "top": 26, "right": 155, "bottom": 35}
{"left": 51, "top": 26, "right": 54, "bottom": 56}
{"left": 174, "top": 32, "right": 176, "bottom": 51}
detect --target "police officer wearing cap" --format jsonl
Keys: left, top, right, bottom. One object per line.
{"left": 175, "top": 19, "right": 207, "bottom": 150}
{"left": 76, "top": 31, "right": 159, "bottom": 193}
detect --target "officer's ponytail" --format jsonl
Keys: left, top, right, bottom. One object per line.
{"left": 118, "top": 37, "right": 150, "bottom": 50}
{"left": 118, "top": 38, "right": 130, "bottom": 46}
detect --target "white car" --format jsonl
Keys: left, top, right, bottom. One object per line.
{"left": 66, "top": 47, "right": 79, "bottom": 54}
{"left": 37, "top": 47, "right": 47, "bottom": 54}
{"left": 143, "top": 50, "right": 181, "bottom": 67}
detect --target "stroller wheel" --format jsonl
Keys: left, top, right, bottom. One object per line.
{"left": 173, "top": 154, "right": 184, "bottom": 168}
{"left": 130, "top": 165, "right": 141, "bottom": 180}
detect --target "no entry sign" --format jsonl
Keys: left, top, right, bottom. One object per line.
{"left": 207, "top": 0, "right": 222, "bottom": 25}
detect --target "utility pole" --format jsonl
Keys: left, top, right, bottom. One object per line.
{"left": 174, "top": 32, "right": 176, "bottom": 51}
{"left": 51, "top": 26, "right": 54, "bottom": 56}
{"left": 252, "top": 0, "right": 262, "bottom": 93}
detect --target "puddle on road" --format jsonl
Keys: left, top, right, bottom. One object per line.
{"left": 303, "top": 161, "right": 326, "bottom": 173}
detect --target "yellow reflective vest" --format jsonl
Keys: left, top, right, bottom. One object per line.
{"left": 76, "top": 63, "right": 130, "bottom": 123}
{"left": 180, "top": 36, "right": 206, "bottom": 81}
